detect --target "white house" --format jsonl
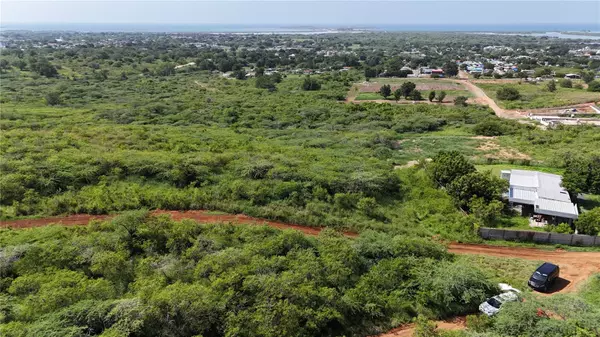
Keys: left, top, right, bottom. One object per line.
{"left": 501, "top": 170, "right": 578, "bottom": 223}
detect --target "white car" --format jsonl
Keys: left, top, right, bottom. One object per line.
{"left": 479, "top": 285, "right": 520, "bottom": 316}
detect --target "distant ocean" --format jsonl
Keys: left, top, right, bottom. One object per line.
{"left": 1, "top": 23, "right": 599, "bottom": 33}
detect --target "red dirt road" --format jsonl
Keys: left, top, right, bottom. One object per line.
{"left": 0, "top": 210, "right": 335, "bottom": 237}
{"left": 448, "top": 243, "right": 600, "bottom": 294}
{"left": 374, "top": 317, "right": 466, "bottom": 337}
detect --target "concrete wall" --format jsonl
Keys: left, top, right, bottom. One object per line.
{"left": 479, "top": 228, "right": 600, "bottom": 246}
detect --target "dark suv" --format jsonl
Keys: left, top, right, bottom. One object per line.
{"left": 528, "top": 262, "right": 559, "bottom": 292}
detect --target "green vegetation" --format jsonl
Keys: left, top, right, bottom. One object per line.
{"left": 1, "top": 30, "right": 600, "bottom": 336}
{"left": 458, "top": 274, "right": 600, "bottom": 337}
{"left": 480, "top": 83, "right": 599, "bottom": 109}
{"left": 0, "top": 212, "right": 498, "bottom": 337}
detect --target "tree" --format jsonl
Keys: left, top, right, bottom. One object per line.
{"left": 470, "top": 197, "right": 504, "bottom": 226}
{"left": 496, "top": 87, "right": 521, "bottom": 100}
{"left": 302, "top": 76, "right": 321, "bottom": 91}
{"left": 255, "top": 67, "right": 265, "bottom": 77}
{"left": 393, "top": 88, "right": 403, "bottom": 102}
{"left": 233, "top": 69, "right": 246, "bottom": 80}
{"left": 379, "top": 84, "right": 391, "bottom": 98}
{"left": 255, "top": 75, "right": 276, "bottom": 91}
{"left": 364, "top": 67, "right": 377, "bottom": 79}
{"left": 454, "top": 96, "right": 468, "bottom": 107}
{"left": 12, "top": 59, "right": 27, "bottom": 70}
{"left": 428, "top": 91, "right": 436, "bottom": 102}
{"left": 546, "top": 80, "right": 556, "bottom": 92}
{"left": 156, "top": 63, "right": 175, "bottom": 76}
{"left": 581, "top": 71, "right": 595, "bottom": 84}
{"left": 442, "top": 61, "right": 459, "bottom": 77}
{"left": 399, "top": 81, "right": 416, "bottom": 98}
{"left": 588, "top": 80, "right": 600, "bottom": 92}
{"left": 558, "top": 79, "right": 572, "bottom": 88}
{"left": 30, "top": 57, "right": 58, "bottom": 78}
{"left": 575, "top": 208, "right": 600, "bottom": 235}
{"left": 0, "top": 59, "right": 9, "bottom": 70}
{"left": 428, "top": 151, "right": 476, "bottom": 187}
{"left": 447, "top": 172, "right": 508, "bottom": 211}
{"left": 437, "top": 91, "right": 446, "bottom": 103}
{"left": 45, "top": 92, "right": 62, "bottom": 106}
{"left": 408, "top": 90, "right": 423, "bottom": 101}
{"left": 562, "top": 155, "right": 600, "bottom": 194}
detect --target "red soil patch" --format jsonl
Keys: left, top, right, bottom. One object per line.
{"left": 0, "top": 210, "right": 358, "bottom": 238}
{"left": 373, "top": 316, "right": 466, "bottom": 337}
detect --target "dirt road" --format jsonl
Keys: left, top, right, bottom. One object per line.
{"left": 0, "top": 210, "right": 343, "bottom": 237}
{"left": 459, "top": 80, "right": 523, "bottom": 119}
{"left": 448, "top": 243, "right": 600, "bottom": 294}
{"left": 374, "top": 317, "right": 466, "bottom": 337}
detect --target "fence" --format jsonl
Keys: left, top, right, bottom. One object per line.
{"left": 479, "top": 227, "right": 600, "bottom": 247}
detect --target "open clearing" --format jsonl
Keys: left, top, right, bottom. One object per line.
{"left": 476, "top": 140, "right": 531, "bottom": 160}
{"left": 358, "top": 80, "right": 465, "bottom": 92}
{"left": 476, "top": 82, "right": 600, "bottom": 110}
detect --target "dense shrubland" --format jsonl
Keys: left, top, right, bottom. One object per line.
{"left": 0, "top": 212, "right": 498, "bottom": 337}
{"left": 1, "top": 32, "right": 600, "bottom": 337}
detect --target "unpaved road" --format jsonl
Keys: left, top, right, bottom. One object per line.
{"left": 459, "top": 80, "right": 524, "bottom": 119}
{"left": 374, "top": 317, "right": 466, "bottom": 337}
{"left": 448, "top": 243, "right": 600, "bottom": 294}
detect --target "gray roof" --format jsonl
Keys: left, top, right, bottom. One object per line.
{"left": 506, "top": 170, "right": 578, "bottom": 219}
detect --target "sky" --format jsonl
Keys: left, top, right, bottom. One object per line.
{"left": 1, "top": 0, "right": 599, "bottom": 28}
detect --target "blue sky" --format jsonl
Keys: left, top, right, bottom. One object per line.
{"left": 2, "top": 1, "right": 599, "bottom": 27}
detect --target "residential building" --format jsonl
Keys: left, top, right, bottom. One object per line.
{"left": 501, "top": 170, "right": 578, "bottom": 224}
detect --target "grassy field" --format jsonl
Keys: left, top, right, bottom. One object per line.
{"left": 477, "top": 82, "right": 600, "bottom": 109}
{"left": 456, "top": 255, "right": 542, "bottom": 289}
{"left": 475, "top": 164, "right": 565, "bottom": 176}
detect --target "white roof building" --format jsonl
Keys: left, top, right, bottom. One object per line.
{"left": 501, "top": 170, "right": 578, "bottom": 219}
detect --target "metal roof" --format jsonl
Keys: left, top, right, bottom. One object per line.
{"left": 507, "top": 170, "right": 578, "bottom": 219}
{"left": 510, "top": 187, "right": 536, "bottom": 203}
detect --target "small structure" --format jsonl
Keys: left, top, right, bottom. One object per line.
{"left": 431, "top": 69, "right": 445, "bottom": 76}
{"left": 564, "top": 73, "right": 581, "bottom": 79}
{"left": 501, "top": 170, "right": 578, "bottom": 225}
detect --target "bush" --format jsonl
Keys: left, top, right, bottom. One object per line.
{"left": 544, "top": 222, "right": 574, "bottom": 234}
{"left": 575, "top": 208, "right": 600, "bottom": 235}
{"left": 587, "top": 80, "right": 600, "bottom": 92}
{"left": 45, "top": 92, "right": 62, "bottom": 106}
{"left": 558, "top": 79, "right": 572, "bottom": 88}
{"left": 454, "top": 96, "right": 468, "bottom": 107}
{"left": 473, "top": 119, "right": 505, "bottom": 136}
{"left": 496, "top": 87, "right": 521, "bottom": 101}
{"left": 417, "top": 261, "right": 497, "bottom": 318}
{"left": 428, "top": 151, "right": 476, "bottom": 187}
{"left": 302, "top": 77, "right": 321, "bottom": 91}
{"left": 466, "top": 314, "right": 492, "bottom": 332}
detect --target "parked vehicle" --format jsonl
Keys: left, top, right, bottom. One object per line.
{"left": 479, "top": 284, "right": 521, "bottom": 316}
{"left": 479, "top": 291, "right": 520, "bottom": 316}
{"left": 528, "top": 262, "right": 560, "bottom": 292}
